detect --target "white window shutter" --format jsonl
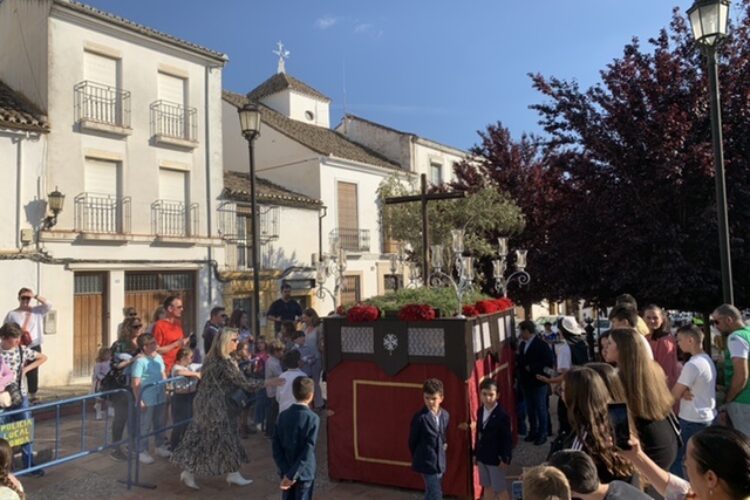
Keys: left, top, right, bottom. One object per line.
{"left": 159, "top": 168, "right": 187, "bottom": 203}
{"left": 85, "top": 158, "right": 119, "bottom": 196}
{"left": 157, "top": 73, "right": 185, "bottom": 106}
{"left": 83, "top": 51, "right": 118, "bottom": 87}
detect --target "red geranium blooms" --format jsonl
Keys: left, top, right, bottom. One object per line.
{"left": 346, "top": 304, "right": 381, "bottom": 323}
{"left": 398, "top": 304, "right": 436, "bottom": 321}
{"left": 476, "top": 300, "right": 499, "bottom": 314}
{"left": 494, "top": 297, "right": 514, "bottom": 312}
{"left": 462, "top": 305, "right": 479, "bottom": 317}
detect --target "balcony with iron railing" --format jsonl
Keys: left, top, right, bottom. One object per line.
{"left": 150, "top": 100, "right": 198, "bottom": 148}
{"left": 330, "top": 227, "right": 370, "bottom": 252}
{"left": 74, "top": 193, "right": 131, "bottom": 240}
{"left": 74, "top": 81, "right": 131, "bottom": 135}
{"left": 151, "top": 200, "right": 199, "bottom": 240}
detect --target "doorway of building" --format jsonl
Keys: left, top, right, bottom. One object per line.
{"left": 73, "top": 272, "right": 108, "bottom": 378}
{"left": 124, "top": 271, "right": 196, "bottom": 336}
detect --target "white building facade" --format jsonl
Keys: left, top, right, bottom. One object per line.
{"left": 0, "top": 0, "right": 227, "bottom": 384}
{"left": 222, "top": 72, "right": 407, "bottom": 316}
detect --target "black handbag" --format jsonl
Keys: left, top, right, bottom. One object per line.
{"left": 226, "top": 387, "right": 253, "bottom": 416}
{"left": 100, "top": 369, "right": 128, "bottom": 392}
{"left": 6, "top": 347, "right": 25, "bottom": 408}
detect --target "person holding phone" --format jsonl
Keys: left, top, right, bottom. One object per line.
{"left": 618, "top": 426, "right": 750, "bottom": 500}
{"left": 562, "top": 367, "right": 636, "bottom": 485}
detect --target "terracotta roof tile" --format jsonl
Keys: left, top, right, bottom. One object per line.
{"left": 223, "top": 90, "right": 401, "bottom": 171}
{"left": 246, "top": 72, "right": 329, "bottom": 102}
{"left": 222, "top": 170, "right": 322, "bottom": 209}
{"left": 0, "top": 81, "right": 48, "bottom": 132}
{"left": 54, "top": 0, "right": 227, "bottom": 62}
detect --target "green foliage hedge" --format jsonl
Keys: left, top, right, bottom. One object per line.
{"left": 354, "top": 286, "right": 491, "bottom": 317}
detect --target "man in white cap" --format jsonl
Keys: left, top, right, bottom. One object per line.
{"left": 537, "top": 316, "right": 589, "bottom": 436}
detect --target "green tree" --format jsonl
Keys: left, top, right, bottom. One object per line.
{"left": 377, "top": 173, "right": 525, "bottom": 279}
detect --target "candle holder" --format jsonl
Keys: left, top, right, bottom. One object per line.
{"left": 492, "top": 239, "right": 531, "bottom": 298}
{"left": 429, "top": 229, "right": 474, "bottom": 317}
{"left": 316, "top": 242, "right": 348, "bottom": 310}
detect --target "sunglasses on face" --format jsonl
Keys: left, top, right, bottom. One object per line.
{"left": 230, "top": 338, "right": 239, "bottom": 343}
{"left": 20, "top": 296, "right": 32, "bottom": 301}
{"left": 131, "top": 324, "right": 143, "bottom": 329}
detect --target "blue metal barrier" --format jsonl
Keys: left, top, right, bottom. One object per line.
{"left": 131, "top": 375, "right": 194, "bottom": 489}
{"left": 0, "top": 388, "right": 135, "bottom": 481}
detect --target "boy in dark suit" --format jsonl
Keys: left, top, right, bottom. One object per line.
{"left": 474, "top": 378, "right": 512, "bottom": 500}
{"left": 272, "top": 376, "right": 320, "bottom": 500}
{"left": 408, "top": 378, "right": 450, "bottom": 500}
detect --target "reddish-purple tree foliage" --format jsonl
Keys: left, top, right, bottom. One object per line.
{"left": 456, "top": 3, "right": 750, "bottom": 311}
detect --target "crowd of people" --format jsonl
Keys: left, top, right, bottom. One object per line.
{"left": 404, "top": 295, "right": 750, "bottom": 500}
{"left": 95, "top": 285, "right": 325, "bottom": 497}
{"left": 500, "top": 296, "right": 749, "bottom": 499}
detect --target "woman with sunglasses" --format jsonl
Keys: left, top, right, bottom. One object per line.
{"left": 3, "top": 288, "right": 51, "bottom": 401}
{"left": 172, "top": 328, "right": 283, "bottom": 490}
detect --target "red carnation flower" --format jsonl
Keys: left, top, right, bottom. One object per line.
{"left": 398, "top": 304, "right": 436, "bottom": 321}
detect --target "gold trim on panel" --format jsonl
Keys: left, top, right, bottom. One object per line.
{"left": 352, "top": 379, "right": 422, "bottom": 466}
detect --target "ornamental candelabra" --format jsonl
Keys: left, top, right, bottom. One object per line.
{"left": 429, "top": 229, "right": 474, "bottom": 318}
{"left": 492, "top": 237, "right": 531, "bottom": 298}
{"left": 315, "top": 238, "right": 347, "bottom": 310}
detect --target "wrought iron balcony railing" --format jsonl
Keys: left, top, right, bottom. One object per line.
{"left": 74, "top": 193, "right": 131, "bottom": 234}
{"left": 74, "top": 81, "right": 131, "bottom": 128}
{"left": 150, "top": 100, "right": 197, "bottom": 143}
{"left": 151, "top": 200, "right": 199, "bottom": 237}
{"left": 330, "top": 227, "right": 370, "bottom": 252}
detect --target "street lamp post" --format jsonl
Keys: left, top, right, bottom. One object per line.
{"left": 687, "top": 0, "right": 734, "bottom": 304}
{"left": 238, "top": 103, "right": 263, "bottom": 338}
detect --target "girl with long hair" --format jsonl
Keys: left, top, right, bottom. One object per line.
{"left": 586, "top": 362, "right": 627, "bottom": 403}
{"left": 0, "top": 438, "right": 23, "bottom": 499}
{"left": 609, "top": 328, "right": 678, "bottom": 470}
{"left": 229, "top": 309, "right": 253, "bottom": 346}
{"left": 562, "top": 367, "right": 635, "bottom": 484}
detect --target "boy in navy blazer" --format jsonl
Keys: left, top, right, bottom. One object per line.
{"left": 408, "top": 378, "right": 450, "bottom": 500}
{"left": 474, "top": 378, "right": 512, "bottom": 500}
{"left": 272, "top": 376, "right": 320, "bottom": 500}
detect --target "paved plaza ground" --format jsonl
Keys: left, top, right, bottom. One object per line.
{"left": 20, "top": 387, "right": 552, "bottom": 499}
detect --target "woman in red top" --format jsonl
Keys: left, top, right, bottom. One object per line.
{"left": 643, "top": 305, "right": 682, "bottom": 389}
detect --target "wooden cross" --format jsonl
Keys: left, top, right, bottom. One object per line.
{"left": 383, "top": 173, "right": 467, "bottom": 284}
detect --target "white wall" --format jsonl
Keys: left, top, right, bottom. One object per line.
{"left": 45, "top": 14, "right": 224, "bottom": 237}
{"left": 0, "top": 0, "right": 50, "bottom": 110}
{"left": 336, "top": 116, "right": 406, "bottom": 167}
{"left": 0, "top": 130, "right": 47, "bottom": 250}
{"left": 259, "top": 89, "right": 330, "bottom": 129}
{"left": 262, "top": 205, "right": 320, "bottom": 270}
{"left": 412, "top": 139, "right": 465, "bottom": 184}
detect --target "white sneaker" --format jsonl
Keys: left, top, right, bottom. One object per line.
{"left": 95, "top": 411, "right": 104, "bottom": 420}
{"left": 138, "top": 452, "right": 155, "bottom": 465}
{"left": 226, "top": 471, "right": 253, "bottom": 486}
{"left": 155, "top": 446, "right": 172, "bottom": 458}
{"left": 107, "top": 407, "right": 115, "bottom": 417}
{"left": 255, "top": 423, "right": 263, "bottom": 432}
{"left": 180, "top": 470, "right": 199, "bottom": 490}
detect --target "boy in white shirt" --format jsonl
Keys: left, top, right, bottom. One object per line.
{"left": 276, "top": 350, "right": 307, "bottom": 414}
{"left": 670, "top": 324, "right": 716, "bottom": 478}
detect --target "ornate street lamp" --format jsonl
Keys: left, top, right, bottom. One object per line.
{"left": 687, "top": 0, "right": 734, "bottom": 304}
{"left": 238, "top": 103, "right": 263, "bottom": 337}
{"left": 42, "top": 187, "right": 65, "bottom": 230}
{"left": 492, "top": 237, "right": 531, "bottom": 298}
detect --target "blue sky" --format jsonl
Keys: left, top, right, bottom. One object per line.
{"left": 84, "top": 0, "right": 696, "bottom": 150}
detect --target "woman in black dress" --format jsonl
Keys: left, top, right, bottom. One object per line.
{"left": 609, "top": 328, "right": 678, "bottom": 470}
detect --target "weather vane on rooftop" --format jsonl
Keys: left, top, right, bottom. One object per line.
{"left": 273, "top": 41, "right": 290, "bottom": 74}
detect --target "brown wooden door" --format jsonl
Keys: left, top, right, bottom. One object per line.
{"left": 74, "top": 273, "right": 107, "bottom": 377}
{"left": 337, "top": 182, "right": 359, "bottom": 251}
{"left": 124, "top": 271, "right": 196, "bottom": 335}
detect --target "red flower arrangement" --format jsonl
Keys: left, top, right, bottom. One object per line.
{"left": 493, "top": 297, "right": 514, "bottom": 311}
{"left": 398, "top": 304, "right": 437, "bottom": 321}
{"left": 476, "top": 299, "right": 500, "bottom": 314}
{"left": 346, "top": 304, "right": 381, "bottom": 323}
{"left": 470, "top": 298, "right": 514, "bottom": 316}
{"left": 462, "top": 305, "right": 479, "bottom": 317}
